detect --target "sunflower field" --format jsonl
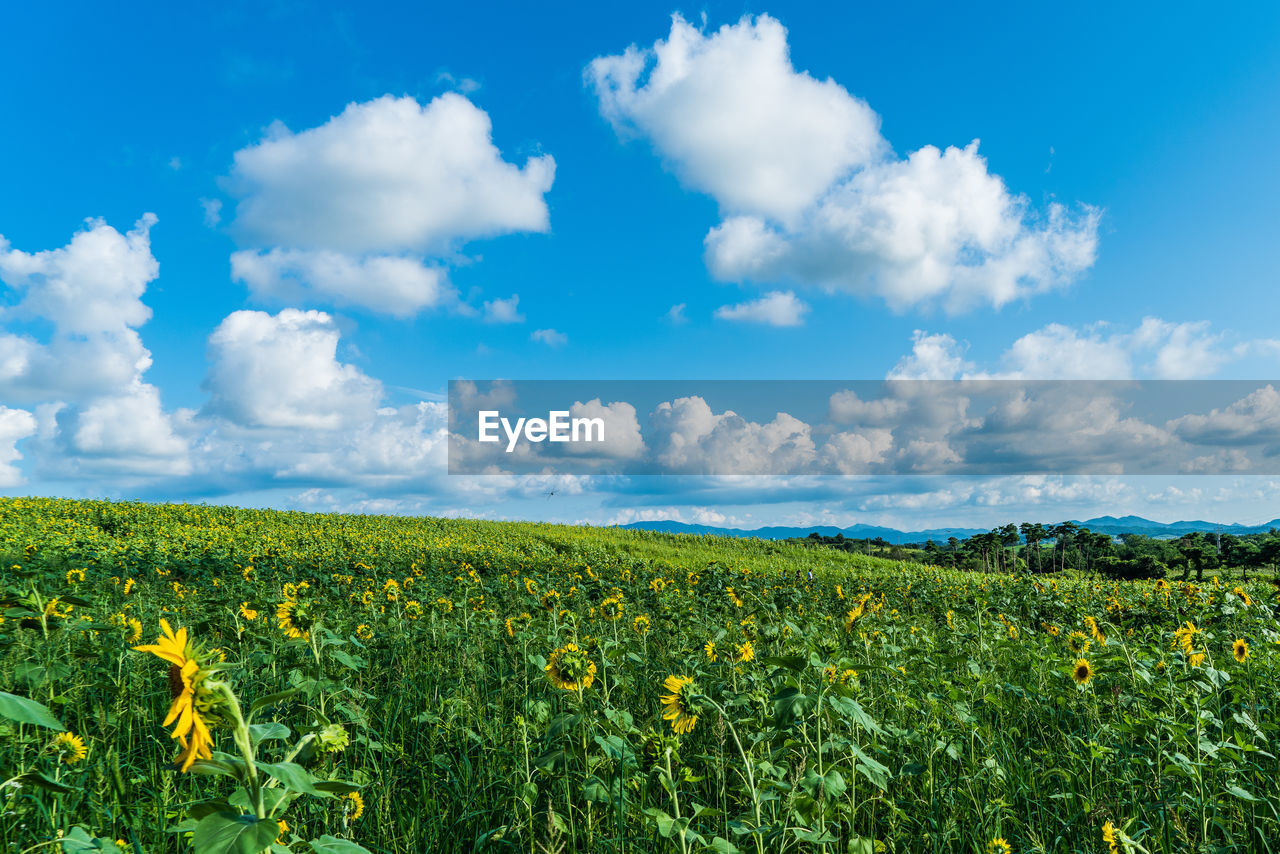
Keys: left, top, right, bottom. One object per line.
{"left": 1, "top": 497, "right": 1278, "bottom": 853}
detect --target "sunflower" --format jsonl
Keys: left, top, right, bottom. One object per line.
{"left": 987, "top": 836, "right": 1012, "bottom": 854}
{"left": 344, "top": 790, "right": 365, "bottom": 821}
{"left": 276, "top": 820, "right": 289, "bottom": 844}
{"left": 946, "top": 610, "right": 956, "bottom": 630}
{"left": 356, "top": 624, "right": 373, "bottom": 641}
{"left": 1067, "top": 631, "right": 1091, "bottom": 655}
{"left": 704, "top": 641, "right": 717, "bottom": 662}
{"left": 276, "top": 599, "right": 315, "bottom": 640}
{"left": 505, "top": 617, "right": 517, "bottom": 637}
{"left": 52, "top": 731, "right": 88, "bottom": 764}
{"left": 600, "top": 595, "right": 624, "bottom": 620}
{"left": 1233, "top": 586, "right": 1252, "bottom": 606}
{"left": 133, "top": 620, "right": 218, "bottom": 771}
{"left": 1173, "top": 620, "right": 1200, "bottom": 655}
{"left": 238, "top": 602, "right": 258, "bottom": 621}
{"left": 732, "top": 640, "right": 755, "bottom": 664}
{"left": 1084, "top": 615, "right": 1107, "bottom": 646}
{"left": 1102, "top": 821, "right": 1119, "bottom": 854}
{"left": 1072, "top": 658, "right": 1093, "bottom": 687}
{"left": 1233, "top": 639, "right": 1250, "bottom": 663}
{"left": 660, "top": 674, "right": 700, "bottom": 735}
{"left": 1189, "top": 652, "right": 1207, "bottom": 668}
{"left": 545, "top": 643, "right": 597, "bottom": 692}
{"left": 633, "top": 615, "right": 651, "bottom": 634}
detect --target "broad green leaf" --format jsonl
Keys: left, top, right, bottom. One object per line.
{"left": 0, "top": 690, "right": 64, "bottom": 729}
{"left": 191, "top": 812, "right": 279, "bottom": 854}
{"left": 257, "top": 761, "right": 334, "bottom": 798}
{"left": 309, "top": 837, "right": 373, "bottom": 854}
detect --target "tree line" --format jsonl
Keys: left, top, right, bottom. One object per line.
{"left": 797, "top": 524, "right": 1280, "bottom": 581}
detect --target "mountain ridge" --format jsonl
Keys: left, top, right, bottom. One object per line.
{"left": 618, "top": 515, "right": 1280, "bottom": 544}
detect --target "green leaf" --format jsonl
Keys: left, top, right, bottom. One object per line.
{"left": 249, "top": 687, "right": 300, "bottom": 718}
{"left": 312, "top": 780, "right": 362, "bottom": 796}
{"left": 708, "top": 837, "right": 741, "bottom": 854}
{"left": 1227, "top": 785, "right": 1259, "bottom": 802}
{"left": 309, "top": 837, "right": 373, "bottom": 854}
{"left": 257, "top": 761, "right": 334, "bottom": 798}
{"left": 59, "top": 826, "right": 123, "bottom": 852}
{"left": 15, "top": 771, "right": 74, "bottom": 794}
{"left": 191, "top": 812, "right": 279, "bottom": 854}
{"left": 0, "top": 690, "right": 64, "bottom": 729}
{"left": 329, "top": 650, "right": 365, "bottom": 670}
{"left": 248, "top": 722, "right": 291, "bottom": 746}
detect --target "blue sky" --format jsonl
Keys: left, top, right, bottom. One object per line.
{"left": 3, "top": 2, "right": 1280, "bottom": 530}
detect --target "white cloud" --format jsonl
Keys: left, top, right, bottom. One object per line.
{"left": 482, "top": 294, "right": 524, "bottom": 324}
{"left": 202, "top": 309, "right": 383, "bottom": 430}
{"left": 0, "top": 406, "right": 36, "bottom": 486}
{"left": 231, "top": 249, "right": 450, "bottom": 318}
{"left": 589, "top": 13, "right": 883, "bottom": 221}
{"left": 531, "top": 328, "right": 568, "bottom": 347}
{"left": 714, "top": 290, "right": 808, "bottom": 326}
{"left": 666, "top": 303, "right": 688, "bottom": 324}
{"left": 0, "top": 215, "right": 189, "bottom": 477}
{"left": 891, "top": 318, "right": 1251, "bottom": 381}
{"left": 705, "top": 142, "right": 1100, "bottom": 313}
{"left": 225, "top": 94, "right": 554, "bottom": 315}
{"left": 648, "top": 396, "right": 817, "bottom": 474}
{"left": 888, "top": 331, "right": 974, "bottom": 380}
{"left": 1, "top": 214, "right": 157, "bottom": 336}
{"left": 1169, "top": 385, "right": 1280, "bottom": 446}
{"left": 592, "top": 15, "right": 1099, "bottom": 313}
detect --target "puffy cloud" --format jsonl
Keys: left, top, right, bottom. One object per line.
{"left": 202, "top": 309, "right": 382, "bottom": 430}
{"left": 589, "top": 13, "right": 883, "bottom": 221}
{"left": 714, "top": 290, "right": 808, "bottom": 326}
{"left": 530, "top": 328, "right": 568, "bottom": 347}
{"left": 0, "top": 406, "right": 36, "bottom": 486}
{"left": 892, "top": 318, "right": 1251, "bottom": 381}
{"left": 706, "top": 142, "right": 1100, "bottom": 313}
{"left": 888, "top": 332, "right": 974, "bottom": 380}
{"left": 648, "top": 396, "right": 817, "bottom": 474}
{"left": 0, "top": 215, "right": 189, "bottom": 476}
{"left": 225, "top": 94, "right": 554, "bottom": 316}
{"left": 0, "top": 214, "right": 157, "bottom": 335}
{"left": 1169, "top": 384, "right": 1280, "bottom": 446}
{"left": 230, "top": 94, "right": 554, "bottom": 252}
{"left": 231, "top": 249, "right": 449, "bottom": 318}
{"left": 482, "top": 294, "right": 524, "bottom": 324}
{"left": 562, "top": 399, "right": 646, "bottom": 460}
{"left": 592, "top": 15, "right": 1099, "bottom": 313}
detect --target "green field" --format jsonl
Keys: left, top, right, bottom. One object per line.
{"left": 1, "top": 497, "right": 1277, "bottom": 853}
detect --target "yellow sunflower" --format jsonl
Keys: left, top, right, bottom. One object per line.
{"left": 133, "top": 619, "right": 217, "bottom": 771}
{"left": 633, "top": 615, "right": 651, "bottom": 634}
{"left": 276, "top": 599, "right": 315, "bottom": 640}
{"left": 660, "top": 674, "right": 700, "bottom": 735}
{"left": 238, "top": 602, "right": 258, "bottom": 621}
{"left": 52, "top": 731, "right": 88, "bottom": 764}
{"left": 704, "top": 641, "right": 717, "bottom": 662}
{"left": 344, "top": 790, "right": 365, "bottom": 821}
{"left": 1233, "top": 639, "right": 1250, "bottom": 663}
{"left": 733, "top": 640, "right": 755, "bottom": 664}
{"left": 545, "top": 643, "right": 597, "bottom": 692}
{"left": 1072, "top": 658, "right": 1093, "bottom": 687}
{"left": 987, "top": 837, "right": 1012, "bottom": 854}
{"left": 1102, "top": 821, "right": 1118, "bottom": 854}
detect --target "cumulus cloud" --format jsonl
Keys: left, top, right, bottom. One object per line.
{"left": 890, "top": 317, "right": 1250, "bottom": 381}
{"left": 0, "top": 215, "right": 189, "bottom": 476}
{"left": 648, "top": 396, "right": 817, "bottom": 474}
{"left": 231, "top": 249, "right": 449, "bottom": 318}
{"left": 225, "top": 94, "right": 555, "bottom": 316}
{"left": 202, "top": 309, "right": 382, "bottom": 430}
{"left": 589, "top": 13, "right": 883, "bottom": 221}
{"left": 714, "top": 290, "right": 808, "bottom": 326}
{"left": 591, "top": 14, "right": 1099, "bottom": 313}
{"left": 0, "top": 406, "right": 36, "bottom": 486}
{"left": 1169, "top": 384, "right": 1280, "bottom": 446}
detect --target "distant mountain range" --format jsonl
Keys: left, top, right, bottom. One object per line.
{"left": 619, "top": 515, "right": 1280, "bottom": 544}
